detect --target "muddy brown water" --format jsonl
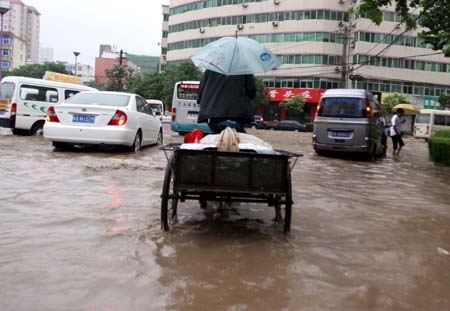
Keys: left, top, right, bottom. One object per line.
{"left": 1, "top": 125, "right": 449, "bottom": 311}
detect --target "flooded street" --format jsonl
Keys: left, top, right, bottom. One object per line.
{"left": 1, "top": 125, "right": 449, "bottom": 311}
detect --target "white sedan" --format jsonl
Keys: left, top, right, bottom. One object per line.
{"left": 44, "top": 91, "right": 163, "bottom": 152}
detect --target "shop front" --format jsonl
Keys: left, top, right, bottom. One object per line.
{"left": 261, "top": 88, "right": 326, "bottom": 124}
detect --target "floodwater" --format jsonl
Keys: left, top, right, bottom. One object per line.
{"left": 1, "top": 125, "right": 449, "bottom": 311}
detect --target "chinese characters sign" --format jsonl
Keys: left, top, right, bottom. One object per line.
{"left": 266, "top": 88, "right": 325, "bottom": 103}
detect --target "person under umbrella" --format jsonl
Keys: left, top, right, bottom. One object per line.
{"left": 197, "top": 70, "right": 256, "bottom": 133}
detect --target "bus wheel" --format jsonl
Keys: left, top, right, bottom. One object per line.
{"left": 31, "top": 122, "right": 44, "bottom": 136}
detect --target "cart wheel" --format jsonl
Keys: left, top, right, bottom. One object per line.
{"left": 284, "top": 169, "right": 292, "bottom": 234}
{"left": 273, "top": 195, "right": 282, "bottom": 224}
{"left": 161, "top": 156, "right": 178, "bottom": 231}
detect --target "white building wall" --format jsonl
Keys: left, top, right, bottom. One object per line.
{"left": 166, "top": 0, "right": 450, "bottom": 94}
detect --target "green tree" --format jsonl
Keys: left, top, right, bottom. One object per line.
{"left": 105, "top": 65, "right": 135, "bottom": 91}
{"left": 438, "top": 93, "right": 450, "bottom": 110}
{"left": 4, "top": 62, "right": 69, "bottom": 79}
{"left": 358, "top": 0, "right": 450, "bottom": 56}
{"left": 381, "top": 93, "right": 410, "bottom": 112}
{"left": 252, "top": 78, "right": 270, "bottom": 111}
{"left": 129, "top": 72, "right": 164, "bottom": 101}
{"left": 280, "top": 95, "right": 306, "bottom": 116}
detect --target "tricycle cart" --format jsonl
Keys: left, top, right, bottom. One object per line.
{"left": 160, "top": 143, "right": 302, "bottom": 233}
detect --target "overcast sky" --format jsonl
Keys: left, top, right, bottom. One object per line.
{"left": 23, "top": 0, "right": 169, "bottom": 66}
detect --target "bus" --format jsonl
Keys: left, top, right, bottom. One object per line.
{"left": 170, "top": 81, "right": 211, "bottom": 134}
{"left": 414, "top": 109, "right": 450, "bottom": 139}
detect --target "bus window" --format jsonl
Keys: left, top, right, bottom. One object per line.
{"left": 177, "top": 83, "right": 199, "bottom": 100}
{"left": 415, "top": 113, "right": 430, "bottom": 124}
{"left": 434, "top": 115, "right": 445, "bottom": 126}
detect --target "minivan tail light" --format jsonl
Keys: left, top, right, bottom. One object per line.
{"left": 10, "top": 103, "right": 17, "bottom": 115}
{"left": 45, "top": 106, "right": 60, "bottom": 122}
{"left": 365, "top": 99, "right": 372, "bottom": 118}
{"left": 315, "top": 103, "right": 321, "bottom": 118}
{"left": 171, "top": 108, "right": 176, "bottom": 121}
{"left": 108, "top": 110, "right": 127, "bottom": 126}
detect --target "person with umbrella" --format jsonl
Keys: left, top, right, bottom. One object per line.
{"left": 191, "top": 36, "right": 280, "bottom": 133}
{"left": 390, "top": 108, "right": 405, "bottom": 157}
{"left": 197, "top": 70, "right": 256, "bottom": 133}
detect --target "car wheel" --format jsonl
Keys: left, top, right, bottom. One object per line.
{"left": 52, "top": 141, "right": 73, "bottom": 150}
{"left": 156, "top": 129, "right": 163, "bottom": 145}
{"left": 31, "top": 122, "right": 44, "bottom": 136}
{"left": 130, "top": 131, "right": 142, "bottom": 153}
{"left": 294, "top": 129, "right": 299, "bottom": 132}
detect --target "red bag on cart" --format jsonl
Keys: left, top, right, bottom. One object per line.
{"left": 184, "top": 129, "right": 204, "bottom": 143}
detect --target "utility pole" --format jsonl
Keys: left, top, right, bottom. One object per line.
{"left": 340, "top": 23, "right": 350, "bottom": 88}
{"left": 119, "top": 49, "right": 124, "bottom": 65}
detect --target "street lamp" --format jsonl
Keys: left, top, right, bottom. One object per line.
{"left": 73, "top": 51, "right": 80, "bottom": 76}
{"left": 0, "top": 0, "right": 11, "bottom": 81}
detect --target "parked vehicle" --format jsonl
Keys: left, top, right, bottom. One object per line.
{"left": 43, "top": 91, "right": 163, "bottom": 152}
{"left": 250, "top": 115, "right": 267, "bottom": 129}
{"left": 162, "top": 111, "right": 172, "bottom": 123}
{"left": 313, "top": 89, "right": 387, "bottom": 160}
{"left": 414, "top": 109, "right": 450, "bottom": 140}
{"left": 170, "top": 81, "right": 211, "bottom": 135}
{"left": 0, "top": 76, "right": 96, "bottom": 135}
{"left": 145, "top": 99, "right": 164, "bottom": 121}
{"left": 271, "top": 120, "right": 306, "bottom": 132}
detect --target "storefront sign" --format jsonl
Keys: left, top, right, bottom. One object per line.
{"left": 266, "top": 88, "right": 325, "bottom": 103}
{"left": 43, "top": 71, "right": 83, "bottom": 85}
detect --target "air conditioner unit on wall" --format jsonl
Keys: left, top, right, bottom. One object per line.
{"left": 272, "top": 21, "right": 279, "bottom": 27}
{"left": 242, "top": 2, "right": 248, "bottom": 7}
{"left": 273, "top": 0, "right": 280, "bottom": 4}
{"left": 199, "top": 28, "right": 205, "bottom": 33}
{"left": 237, "top": 24, "right": 244, "bottom": 30}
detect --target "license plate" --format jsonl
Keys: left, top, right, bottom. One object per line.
{"left": 329, "top": 130, "right": 351, "bottom": 138}
{"left": 73, "top": 114, "right": 95, "bottom": 123}
{"left": 188, "top": 111, "right": 198, "bottom": 119}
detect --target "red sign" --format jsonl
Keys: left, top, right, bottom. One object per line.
{"left": 266, "top": 88, "right": 325, "bottom": 103}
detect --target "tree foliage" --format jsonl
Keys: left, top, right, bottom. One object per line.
{"left": 129, "top": 61, "right": 202, "bottom": 108}
{"left": 252, "top": 78, "right": 270, "bottom": 110}
{"left": 279, "top": 95, "right": 305, "bottom": 113}
{"left": 105, "top": 65, "right": 135, "bottom": 92}
{"left": 438, "top": 93, "right": 450, "bottom": 110}
{"left": 359, "top": 0, "right": 450, "bottom": 56}
{"left": 4, "top": 62, "right": 69, "bottom": 79}
{"left": 381, "top": 93, "right": 410, "bottom": 112}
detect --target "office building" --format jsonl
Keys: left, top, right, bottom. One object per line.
{"left": 163, "top": 0, "right": 450, "bottom": 120}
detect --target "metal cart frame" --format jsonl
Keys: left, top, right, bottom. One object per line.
{"left": 160, "top": 144, "right": 302, "bottom": 233}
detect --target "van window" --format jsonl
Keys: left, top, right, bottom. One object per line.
{"left": 416, "top": 113, "right": 430, "bottom": 124}
{"left": 0, "top": 82, "right": 14, "bottom": 99}
{"left": 319, "top": 97, "right": 366, "bottom": 118}
{"left": 434, "top": 115, "right": 445, "bottom": 126}
{"left": 65, "top": 90, "right": 80, "bottom": 99}
{"left": 20, "top": 85, "right": 58, "bottom": 102}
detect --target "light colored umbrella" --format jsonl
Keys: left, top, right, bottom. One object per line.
{"left": 392, "top": 103, "right": 420, "bottom": 115}
{"left": 191, "top": 36, "right": 281, "bottom": 75}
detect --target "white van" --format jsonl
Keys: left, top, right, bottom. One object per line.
{"left": 0, "top": 76, "right": 96, "bottom": 135}
{"left": 145, "top": 99, "right": 164, "bottom": 121}
{"left": 414, "top": 109, "right": 450, "bottom": 140}
{"left": 313, "top": 89, "right": 387, "bottom": 160}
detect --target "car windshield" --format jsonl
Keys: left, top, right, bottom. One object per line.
{"left": 416, "top": 113, "right": 431, "bottom": 124}
{"left": 65, "top": 93, "right": 130, "bottom": 107}
{"left": 319, "top": 97, "right": 366, "bottom": 118}
{"left": 0, "top": 82, "right": 14, "bottom": 100}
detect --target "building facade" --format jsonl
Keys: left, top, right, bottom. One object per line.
{"left": 164, "top": 0, "right": 450, "bottom": 120}
{"left": 64, "top": 62, "right": 95, "bottom": 85}
{"left": 2, "top": 0, "right": 40, "bottom": 64}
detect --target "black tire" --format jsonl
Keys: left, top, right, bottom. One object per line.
{"left": 284, "top": 169, "right": 292, "bottom": 234}
{"left": 52, "top": 141, "right": 73, "bottom": 150}
{"left": 161, "top": 156, "right": 177, "bottom": 231}
{"left": 130, "top": 131, "right": 142, "bottom": 152}
{"left": 12, "top": 128, "right": 28, "bottom": 136}
{"left": 31, "top": 122, "right": 44, "bottom": 136}
{"left": 156, "top": 129, "right": 163, "bottom": 145}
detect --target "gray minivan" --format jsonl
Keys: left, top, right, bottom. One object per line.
{"left": 313, "top": 89, "right": 387, "bottom": 160}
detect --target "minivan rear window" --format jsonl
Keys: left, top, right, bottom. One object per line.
{"left": 415, "top": 114, "right": 430, "bottom": 124}
{"left": 319, "top": 97, "right": 366, "bottom": 118}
